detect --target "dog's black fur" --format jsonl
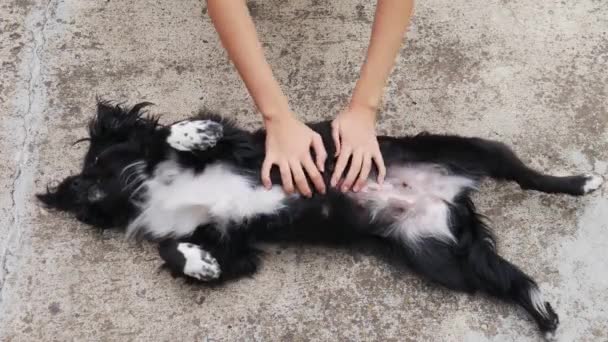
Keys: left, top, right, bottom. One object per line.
{"left": 38, "top": 101, "right": 602, "bottom": 338}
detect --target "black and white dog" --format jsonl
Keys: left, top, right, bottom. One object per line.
{"left": 38, "top": 101, "right": 603, "bottom": 339}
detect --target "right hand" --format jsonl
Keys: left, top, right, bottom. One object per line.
{"left": 261, "top": 113, "right": 327, "bottom": 197}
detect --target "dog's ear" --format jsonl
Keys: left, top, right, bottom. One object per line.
{"left": 89, "top": 100, "right": 155, "bottom": 142}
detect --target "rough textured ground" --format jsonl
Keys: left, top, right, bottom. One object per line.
{"left": 1, "top": 0, "right": 606, "bottom": 341}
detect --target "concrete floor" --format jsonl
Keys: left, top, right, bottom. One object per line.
{"left": 1, "top": 0, "right": 606, "bottom": 340}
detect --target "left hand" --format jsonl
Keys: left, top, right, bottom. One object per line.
{"left": 330, "top": 104, "right": 386, "bottom": 192}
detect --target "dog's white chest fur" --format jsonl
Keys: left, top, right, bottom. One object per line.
{"left": 127, "top": 160, "right": 287, "bottom": 238}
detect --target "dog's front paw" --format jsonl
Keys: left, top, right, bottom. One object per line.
{"left": 167, "top": 120, "right": 223, "bottom": 152}
{"left": 177, "top": 243, "right": 221, "bottom": 281}
{"left": 582, "top": 174, "right": 603, "bottom": 194}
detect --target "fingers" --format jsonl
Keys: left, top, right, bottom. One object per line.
{"left": 289, "top": 160, "right": 312, "bottom": 197}
{"left": 302, "top": 156, "right": 326, "bottom": 195}
{"left": 330, "top": 146, "right": 352, "bottom": 187}
{"left": 261, "top": 158, "right": 273, "bottom": 189}
{"left": 263, "top": 158, "right": 297, "bottom": 195}
{"left": 331, "top": 121, "right": 341, "bottom": 156}
{"left": 278, "top": 161, "right": 295, "bottom": 194}
{"left": 373, "top": 152, "right": 386, "bottom": 185}
{"left": 353, "top": 153, "right": 372, "bottom": 192}
{"left": 311, "top": 134, "right": 327, "bottom": 172}
{"left": 341, "top": 150, "right": 363, "bottom": 192}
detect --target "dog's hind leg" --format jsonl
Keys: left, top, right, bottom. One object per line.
{"left": 462, "top": 201, "right": 559, "bottom": 337}
{"left": 381, "top": 135, "right": 603, "bottom": 196}
{"left": 466, "top": 239, "right": 560, "bottom": 339}
{"left": 468, "top": 138, "right": 603, "bottom": 196}
{"left": 396, "top": 236, "right": 559, "bottom": 338}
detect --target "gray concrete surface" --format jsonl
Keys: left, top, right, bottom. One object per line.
{"left": 1, "top": 0, "right": 606, "bottom": 340}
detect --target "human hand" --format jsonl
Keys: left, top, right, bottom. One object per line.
{"left": 330, "top": 104, "right": 386, "bottom": 192}
{"left": 262, "top": 113, "right": 327, "bottom": 197}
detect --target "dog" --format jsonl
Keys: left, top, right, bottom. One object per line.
{"left": 38, "top": 101, "right": 603, "bottom": 339}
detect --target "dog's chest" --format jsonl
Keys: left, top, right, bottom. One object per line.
{"left": 128, "top": 161, "right": 288, "bottom": 238}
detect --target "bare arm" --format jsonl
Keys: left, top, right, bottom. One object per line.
{"left": 332, "top": 0, "right": 414, "bottom": 192}
{"left": 207, "top": 0, "right": 326, "bottom": 197}
{"left": 207, "top": 0, "right": 287, "bottom": 118}
{"left": 352, "top": 0, "right": 414, "bottom": 112}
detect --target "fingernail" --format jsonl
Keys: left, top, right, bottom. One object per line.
{"left": 330, "top": 179, "right": 336, "bottom": 187}
{"left": 342, "top": 186, "right": 348, "bottom": 193}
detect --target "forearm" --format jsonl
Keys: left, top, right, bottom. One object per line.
{"left": 351, "top": 0, "right": 414, "bottom": 115}
{"left": 207, "top": 0, "right": 290, "bottom": 121}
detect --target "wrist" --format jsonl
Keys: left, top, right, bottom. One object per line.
{"left": 262, "top": 107, "right": 294, "bottom": 127}
{"left": 350, "top": 84, "right": 381, "bottom": 115}
{"left": 347, "top": 99, "right": 379, "bottom": 121}
{"left": 259, "top": 100, "right": 291, "bottom": 122}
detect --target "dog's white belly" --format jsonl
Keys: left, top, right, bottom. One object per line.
{"left": 127, "top": 159, "right": 475, "bottom": 243}
{"left": 352, "top": 164, "right": 477, "bottom": 244}
{"left": 127, "top": 160, "right": 288, "bottom": 238}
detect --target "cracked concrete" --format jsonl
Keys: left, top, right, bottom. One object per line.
{"left": 0, "top": 0, "right": 51, "bottom": 308}
{"left": 0, "top": 0, "right": 607, "bottom": 341}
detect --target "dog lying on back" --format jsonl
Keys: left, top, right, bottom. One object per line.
{"left": 38, "top": 101, "right": 604, "bottom": 340}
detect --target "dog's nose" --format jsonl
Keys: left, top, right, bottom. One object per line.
{"left": 70, "top": 177, "right": 83, "bottom": 191}
{"left": 69, "top": 176, "right": 94, "bottom": 203}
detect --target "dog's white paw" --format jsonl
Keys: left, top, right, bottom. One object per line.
{"left": 167, "top": 120, "right": 223, "bottom": 152}
{"left": 544, "top": 324, "right": 563, "bottom": 342}
{"left": 177, "top": 243, "right": 221, "bottom": 281}
{"left": 544, "top": 330, "right": 557, "bottom": 342}
{"left": 582, "top": 174, "right": 603, "bottom": 194}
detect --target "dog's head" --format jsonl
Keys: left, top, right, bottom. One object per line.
{"left": 37, "top": 101, "right": 159, "bottom": 227}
